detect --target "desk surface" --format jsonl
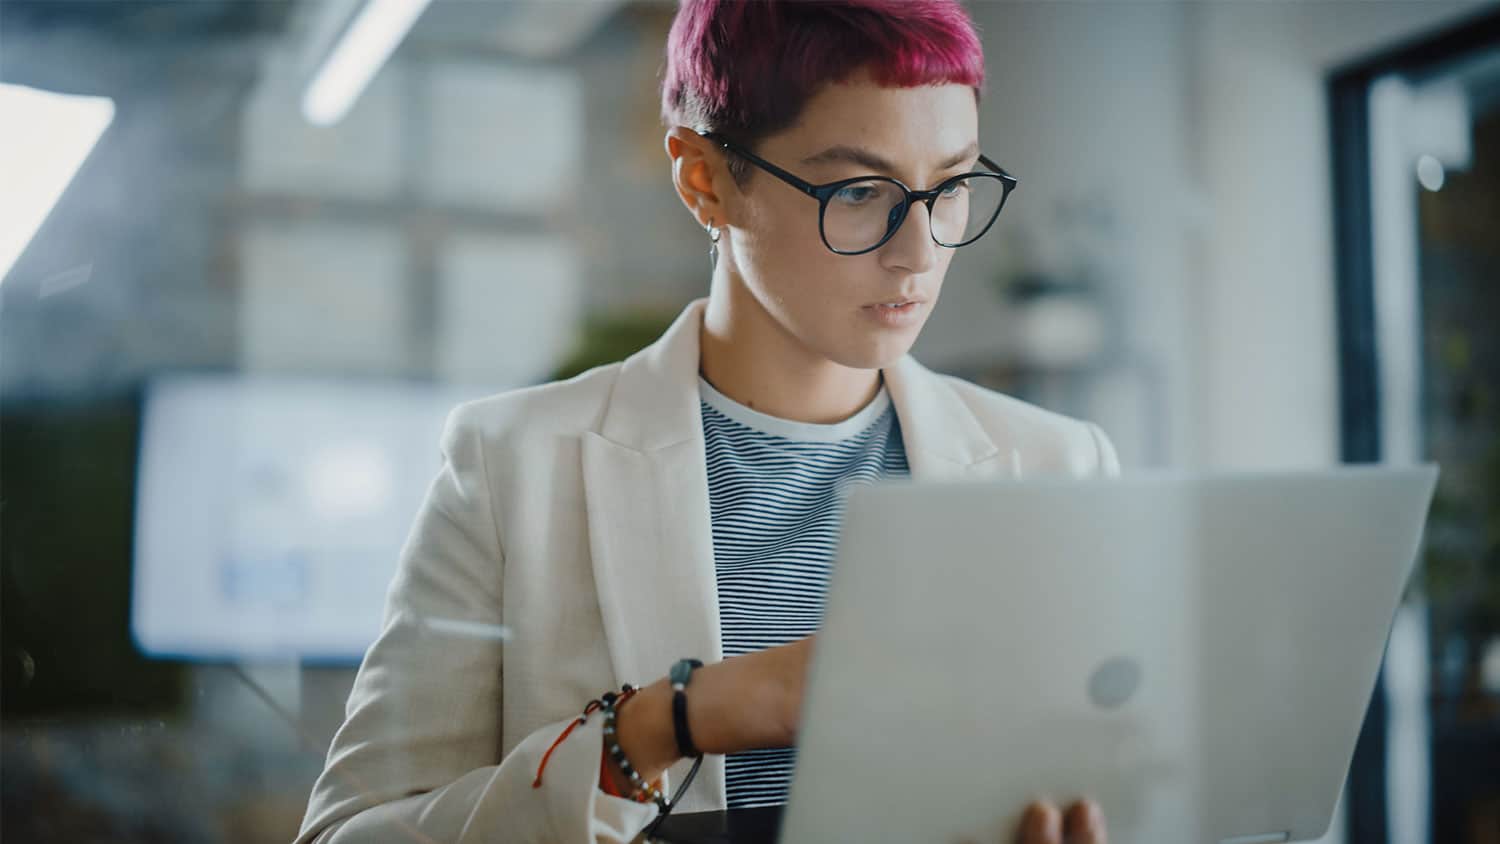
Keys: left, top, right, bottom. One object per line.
{"left": 647, "top": 806, "right": 784, "bottom": 844}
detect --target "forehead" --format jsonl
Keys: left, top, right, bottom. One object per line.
{"left": 764, "top": 72, "right": 980, "bottom": 172}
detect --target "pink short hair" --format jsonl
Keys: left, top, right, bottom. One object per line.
{"left": 661, "top": 0, "right": 984, "bottom": 150}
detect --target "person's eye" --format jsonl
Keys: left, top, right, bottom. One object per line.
{"left": 938, "top": 179, "right": 970, "bottom": 199}
{"left": 831, "top": 182, "right": 884, "bottom": 205}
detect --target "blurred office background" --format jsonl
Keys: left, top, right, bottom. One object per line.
{"left": 1, "top": 1, "right": 1497, "bottom": 841}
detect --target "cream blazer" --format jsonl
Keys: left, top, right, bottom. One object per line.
{"left": 295, "top": 298, "right": 1120, "bottom": 844}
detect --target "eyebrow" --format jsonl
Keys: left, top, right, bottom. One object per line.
{"left": 799, "top": 142, "right": 981, "bottom": 176}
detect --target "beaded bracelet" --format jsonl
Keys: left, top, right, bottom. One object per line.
{"left": 601, "top": 689, "right": 669, "bottom": 810}
{"left": 532, "top": 675, "right": 705, "bottom": 838}
{"left": 533, "top": 683, "right": 645, "bottom": 791}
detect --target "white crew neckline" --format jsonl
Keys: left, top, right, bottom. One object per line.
{"left": 697, "top": 375, "right": 892, "bottom": 443}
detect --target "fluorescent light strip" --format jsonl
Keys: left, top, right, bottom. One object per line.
{"left": 420, "top": 616, "right": 512, "bottom": 642}
{"left": 0, "top": 84, "right": 115, "bottom": 284}
{"left": 301, "top": 0, "right": 433, "bottom": 127}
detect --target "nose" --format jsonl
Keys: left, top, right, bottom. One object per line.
{"left": 877, "top": 199, "right": 937, "bottom": 275}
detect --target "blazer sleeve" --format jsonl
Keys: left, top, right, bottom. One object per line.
{"left": 293, "top": 405, "right": 659, "bottom": 844}
{"left": 1086, "top": 421, "right": 1122, "bottom": 477}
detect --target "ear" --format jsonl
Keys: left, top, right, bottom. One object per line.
{"left": 664, "top": 126, "right": 733, "bottom": 231}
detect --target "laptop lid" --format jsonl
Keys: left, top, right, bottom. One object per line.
{"left": 780, "top": 466, "right": 1438, "bottom": 844}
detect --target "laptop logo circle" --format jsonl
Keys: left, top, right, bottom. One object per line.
{"left": 1088, "top": 656, "right": 1142, "bottom": 709}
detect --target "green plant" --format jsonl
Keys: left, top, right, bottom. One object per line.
{"left": 550, "top": 309, "right": 679, "bottom": 382}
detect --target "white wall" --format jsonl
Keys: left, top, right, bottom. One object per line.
{"left": 1188, "top": 0, "right": 1491, "bottom": 470}
{"left": 953, "top": 0, "right": 1492, "bottom": 472}
{"left": 929, "top": 0, "right": 1197, "bottom": 469}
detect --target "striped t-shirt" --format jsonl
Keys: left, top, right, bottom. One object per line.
{"left": 698, "top": 375, "right": 910, "bottom": 809}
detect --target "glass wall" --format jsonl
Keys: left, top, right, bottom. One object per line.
{"left": 3, "top": 1, "right": 1494, "bottom": 841}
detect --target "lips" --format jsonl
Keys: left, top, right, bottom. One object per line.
{"left": 867, "top": 297, "right": 926, "bottom": 308}
{"left": 861, "top": 298, "right": 924, "bottom": 327}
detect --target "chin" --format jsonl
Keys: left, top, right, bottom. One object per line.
{"left": 825, "top": 330, "right": 920, "bottom": 371}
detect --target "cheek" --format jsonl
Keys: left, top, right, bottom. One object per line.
{"left": 736, "top": 195, "right": 829, "bottom": 298}
{"left": 931, "top": 247, "right": 957, "bottom": 287}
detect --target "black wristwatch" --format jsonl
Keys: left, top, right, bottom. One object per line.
{"left": 669, "top": 658, "right": 704, "bottom": 758}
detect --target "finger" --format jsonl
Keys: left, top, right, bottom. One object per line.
{"left": 1016, "top": 801, "right": 1063, "bottom": 844}
{"left": 1062, "top": 800, "right": 1106, "bottom": 844}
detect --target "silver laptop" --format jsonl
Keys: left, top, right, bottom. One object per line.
{"left": 780, "top": 466, "right": 1438, "bottom": 844}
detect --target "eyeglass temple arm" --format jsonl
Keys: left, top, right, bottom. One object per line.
{"left": 979, "top": 154, "right": 1017, "bottom": 185}
{"left": 697, "top": 131, "right": 822, "bottom": 199}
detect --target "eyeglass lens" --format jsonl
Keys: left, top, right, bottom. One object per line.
{"left": 820, "top": 175, "right": 1007, "bottom": 253}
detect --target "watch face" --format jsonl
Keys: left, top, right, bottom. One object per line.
{"left": 1088, "top": 655, "right": 1143, "bottom": 710}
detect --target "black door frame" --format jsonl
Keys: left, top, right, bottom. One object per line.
{"left": 1327, "top": 7, "right": 1500, "bottom": 843}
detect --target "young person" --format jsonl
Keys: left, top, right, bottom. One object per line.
{"left": 296, "top": 2, "right": 1116, "bottom": 842}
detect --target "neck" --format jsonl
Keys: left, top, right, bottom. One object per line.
{"left": 699, "top": 266, "right": 883, "bottom": 425}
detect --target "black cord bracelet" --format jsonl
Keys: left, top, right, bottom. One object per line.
{"left": 669, "top": 658, "right": 704, "bottom": 759}
{"left": 641, "top": 659, "right": 707, "bottom": 840}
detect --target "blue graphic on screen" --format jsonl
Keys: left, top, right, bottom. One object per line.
{"left": 130, "top": 374, "right": 486, "bottom": 661}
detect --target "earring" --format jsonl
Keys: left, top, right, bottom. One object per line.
{"left": 706, "top": 218, "right": 722, "bottom": 269}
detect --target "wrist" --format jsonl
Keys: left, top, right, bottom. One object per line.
{"left": 611, "top": 679, "right": 679, "bottom": 784}
{"left": 685, "top": 653, "right": 791, "bottom": 754}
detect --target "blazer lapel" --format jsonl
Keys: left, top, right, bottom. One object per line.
{"left": 582, "top": 298, "right": 726, "bottom": 809}
{"left": 881, "top": 354, "right": 1014, "bottom": 482}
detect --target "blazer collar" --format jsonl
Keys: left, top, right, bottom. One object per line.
{"left": 596, "top": 299, "right": 708, "bottom": 454}
{"left": 881, "top": 353, "right": 1001, "bottom": 478}
{"left": 597, "top": 297, "right": 1002, "bottom": 472}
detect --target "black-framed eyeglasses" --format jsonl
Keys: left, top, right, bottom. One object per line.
{"left": 699, "top": 131, "right": 1018, "bottom": 256}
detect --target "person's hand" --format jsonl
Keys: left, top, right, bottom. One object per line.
{"left": 1013, "top": 800, "right": 1106, "bottom": 844}
{"left": 609, "top": 635, "right": 816, "bottom": 788}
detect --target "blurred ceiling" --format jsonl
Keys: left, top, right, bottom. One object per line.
{"left": 0, "top": 0, "right": 634, "bottom": 59}
{"left": 409, "top": 0, "right": 628, "bottom": 59}
{"left": 0, "top": 0, "right": 293, "bottom": 38}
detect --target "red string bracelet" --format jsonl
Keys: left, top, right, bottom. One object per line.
{"left": 533, "top": 685, "right": 637, "bottom": 789}
{"left": 598, "top": 746, "right": 625, "bottom": 797}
